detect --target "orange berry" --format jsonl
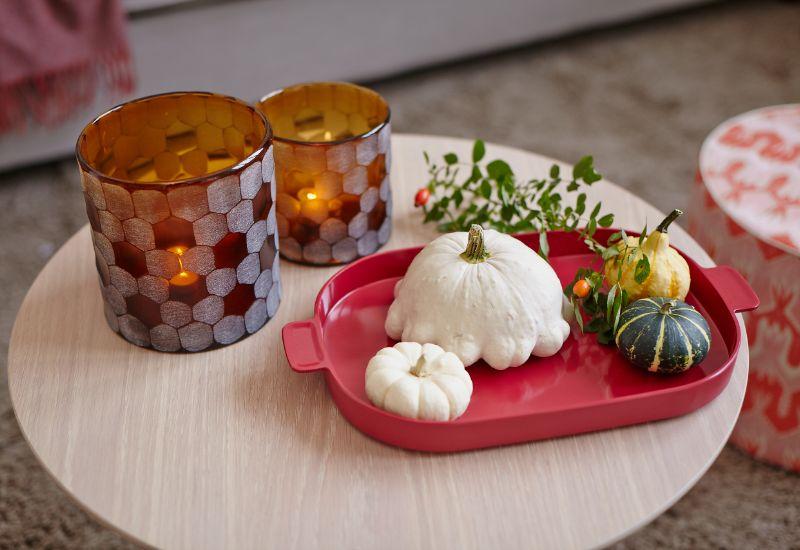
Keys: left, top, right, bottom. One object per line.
{"left": 573, "top": 279, "right": 591, "bottom": 298}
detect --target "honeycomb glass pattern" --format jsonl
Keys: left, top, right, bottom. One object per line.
{"left": 257, "top": 82, "right": 392, "bottom": 265}
{"left": 77, "top": 92, "right": 280, "bottom": 352}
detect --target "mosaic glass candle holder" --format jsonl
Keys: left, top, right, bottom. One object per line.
{"left": 76, "top": 92, "right": 279, "bottom": 352}
{"left": 257, "top": 82, "right": 391, "bottom": 265}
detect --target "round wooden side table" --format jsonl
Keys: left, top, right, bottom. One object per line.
{"left": 8, "top": 135, "right": 749, "bottom": 550}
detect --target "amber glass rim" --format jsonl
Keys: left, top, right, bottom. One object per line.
{"left": 75, "top": 91, "right": 273, "bottom": 189}
{"left": 257, "top": 81, "right": 391, "bottom": 147}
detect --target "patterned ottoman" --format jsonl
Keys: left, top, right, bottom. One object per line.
{"left": 689, "top": 104, "right": 800, "bottom": 471}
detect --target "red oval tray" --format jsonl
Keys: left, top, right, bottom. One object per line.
{"left": 282, "top": 229, "right": 759, "bottom": 452}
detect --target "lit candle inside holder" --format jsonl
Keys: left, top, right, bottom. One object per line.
{"left": 297, "top": 188, "right": 329, "bottom": 225}
{"left": 167, "top": 246, "right": 199, "bottom": 286}
{"left": 257, "top": 82, "right": 392, "bottom": 265}
{"left": 170, "top": 270, "right": 199, "bottom": 286}
{"left": 76, "top": 92, "right": 281, "bottom": 352}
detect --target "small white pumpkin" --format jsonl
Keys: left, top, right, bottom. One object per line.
{"left": 385, "top": 225, "right": 570, "bottom": 370}
{"left": 365, "top": 342, "right": 472, "bottom": 421}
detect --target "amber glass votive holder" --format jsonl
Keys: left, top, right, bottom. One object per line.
{"left": 76, "top": 92, "right": 279, "bottom": 352}
{"left": 257, "top": 82, "right": 391, "bottom": 265}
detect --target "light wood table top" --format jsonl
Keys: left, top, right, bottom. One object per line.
{"left": 8, "top": 135, "right": 748, "bottom": 550}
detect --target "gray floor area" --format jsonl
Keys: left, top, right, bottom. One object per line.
{"left": 1, "top": 0, "right": 798, "bottom": 547}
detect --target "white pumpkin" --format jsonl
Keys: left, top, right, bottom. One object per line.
{"left": 365, "top": 342, "right": 472, "bottom": 421}
{"left": 385, "top": 225, "right": 570, "bottom": 370}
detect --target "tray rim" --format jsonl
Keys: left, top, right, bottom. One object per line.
{"left": 285, "top": 228, "right": 758, "bottom": 430}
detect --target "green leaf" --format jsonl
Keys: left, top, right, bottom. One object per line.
{"left": 550, "top": 164, "right": 560, "bottom": 179}
{"left": 573, "top": 156, "right": 593, "bottom": 180}
{"left": 470, "top": 165, "right": 482, "bottom": 183}
{"left": 583, "top": 168, "right": 602, "bottom": 184}
{"left": 611, "top": 288, "right": 623, "bottom": 333}
{"left": 475, "top": 204, "right": 490, "bottom": 224}
{"left": 589, "top": 202, "right": 602, "bottom": 221}
{"left": 573, "top": 300, "right": 584, "bottom": 333}
{"left": 638, "top": 225, "right": 648, "bottom": 246}
{"left": 598, "top": 213, "right": 614, "bottom": 227}
{"left": 575, "top": 193, "right": 586, "bottom": 215}
{"left": 634, "top": 255, "right": 650, "bottom": 283}
{"left": 586, "top": 217, "right": 597, "bottom": 237}
{"left": 453, "top": 188, "right": 464, "bottom": 208}
{"left": 423, "top": 151, "right": 430, "bottom": 164}
{"left": 601, "top": 246, "right": 620, "bottom": 260}
{"left": 487, "top": 159, "right": 512, "bottom": 181}
{"left": 538, "top": 231, "right": 550, "bottom": 261}
{"left": 605, "top": 285, "right": 617, "bottom": 323}
{"left": 424, "top": 207, "right": 436, "bottom": 223}
{"left": 444, "top": 153, "right": 458, "bottom": 165}
{"left": 480, "top": 180, "right": 492, "bottom": 199}
{"left": 585, "top": 317, "right": 607, "bottom": 333}
{"left": 597, "top": 329, "right": 614, "bottom": 345}
{"left": 501, "top": 176, "right": 515, "bottom": 197}
{"left": 573, "top": 156, "right": 602, "bottom": 184}
{"left": 472, "top": 140, "right": 486, "bottom": 163}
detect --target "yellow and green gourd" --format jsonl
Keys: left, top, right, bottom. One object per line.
{"left": 615, "top": 297, "right": 711, "bottom": 374}
{"left": 604, "top": 209, "right": 691, "bottom": 302}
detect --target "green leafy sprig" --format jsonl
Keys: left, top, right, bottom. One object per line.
{"left": 420, "top": 140, "right": 613, "bottom": 259}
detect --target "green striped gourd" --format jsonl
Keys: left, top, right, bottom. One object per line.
{"left": 615, "top": 297, "right": 711, "bottom": 374}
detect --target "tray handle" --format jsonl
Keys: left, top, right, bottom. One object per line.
{"left": 282, "top": 319, "right": 331, "bottom": 373}
{"left": 704, "top": 265, "right": 759, "bottom": 313}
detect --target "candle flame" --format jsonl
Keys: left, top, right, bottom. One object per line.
{"left": 306, "top": 191, "right": 317, "bottom": 200}
{"left": 167, "top": 245, "right": 197, "bottom": 285}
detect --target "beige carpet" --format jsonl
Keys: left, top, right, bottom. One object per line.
{"left": 1, "top": 0, "right": 798, "bottom": 547}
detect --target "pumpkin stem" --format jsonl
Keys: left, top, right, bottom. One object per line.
{"left": 660, "top": 300, "right": 676, "bottom": 314}
{"left": 411, "top": 355, "right": 431, "bottom": 377}
{"left": 461, "top": 224, "right": 490, "bottom": 263}
{"left": 656, "top": 209, "right": 683, "bottom": 234}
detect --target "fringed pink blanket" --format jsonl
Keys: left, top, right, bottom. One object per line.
{"left": 0, "top": 0, "right": 135, "bottom": 132}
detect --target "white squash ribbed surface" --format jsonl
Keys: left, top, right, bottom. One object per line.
{"left": 385, "top": 228, "right": 569, "bottom": 370}
{"left": 365, "top": 342, "right": 472, "bottom": 421}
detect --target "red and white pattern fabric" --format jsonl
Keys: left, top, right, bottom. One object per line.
{"left": 689, "top": 104, "right": 800, "bottom": 471}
